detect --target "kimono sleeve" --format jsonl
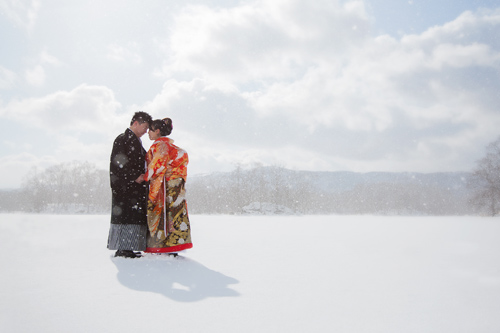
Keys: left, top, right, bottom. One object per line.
{"left": 144, "top": 142, "right": 169, "bottom": 181}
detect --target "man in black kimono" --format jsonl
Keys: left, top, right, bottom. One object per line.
{"left": 107, "top": 111, "right": 153, "bottom": 258}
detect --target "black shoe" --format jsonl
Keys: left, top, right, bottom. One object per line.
{"left": 151, "top": 252, "right": 178, "bottom": 257}
{"left": 114, "top": 250, "right": 141, "bottom": 258}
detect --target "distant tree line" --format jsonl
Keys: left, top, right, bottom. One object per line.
{"left": 0, "top": 161, "right": 110, "bottom": 213}
{"left": 187, "top": 165, "right": 316, "bottom": 214}
{"left": 187, "top": 165, "right": 475, "bottom": 215}
{"left": 3, "top": 134, "right": 500, "bottom": 216}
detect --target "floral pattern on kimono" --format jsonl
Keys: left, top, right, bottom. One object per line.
{"left": 144, "top": 137, "right": 192, "bottom": 253}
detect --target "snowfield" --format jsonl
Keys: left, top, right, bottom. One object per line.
{"left": 1, "top": 214, "right": 500, "bottom": 333}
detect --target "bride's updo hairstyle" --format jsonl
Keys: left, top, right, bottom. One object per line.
{"left": 150, "top": 117, "right": 173, "bottom": 136}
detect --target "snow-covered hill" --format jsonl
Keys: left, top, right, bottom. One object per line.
{"left": 1, "top": 214, "right": 500, "bottom": 332}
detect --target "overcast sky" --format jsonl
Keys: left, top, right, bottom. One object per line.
{"left": 1, "top": 0, "right": 499, "bottom": 188}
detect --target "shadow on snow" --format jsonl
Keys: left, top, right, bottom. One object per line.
{"left": 111, "top": 254, "right": 240, "bottom": 302}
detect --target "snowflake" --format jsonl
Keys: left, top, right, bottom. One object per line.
{"left": 179, "top": 222, "right": 188, "bottom": 231}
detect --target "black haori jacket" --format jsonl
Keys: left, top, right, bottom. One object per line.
{"left": 109, "top": 128, "right": 148, "bottom": 226}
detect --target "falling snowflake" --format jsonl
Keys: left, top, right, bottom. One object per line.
{"left": 178, "top": 238, "right": 185, "bottom": 244}
{"left": 180, "top": 222, "right": 188, "bottom": 231}
{"left": 112, "top": 206, "right": 122, "bottom": 215}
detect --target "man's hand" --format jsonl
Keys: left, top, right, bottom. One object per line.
{"left": 135, "top": 174, "right": 145, "bottom": 183}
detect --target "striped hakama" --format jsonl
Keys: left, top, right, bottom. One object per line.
{"left": 107, "top": 224, "right": 147, "bottom": 251}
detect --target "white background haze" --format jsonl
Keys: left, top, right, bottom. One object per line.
{"left": 1, "top": 0, "right": 500, "bottom": 188}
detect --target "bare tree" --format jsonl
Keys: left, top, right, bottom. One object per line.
{"left": 21, "top": 161, "right": 110, "bottom": 213}
{"left": 468, "top": 137, "right": 500, "bottom": 216}
{"left": 228, "top": 164, "right": 247, "bottom": 213}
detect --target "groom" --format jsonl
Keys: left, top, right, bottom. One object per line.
{"left": 107, "top": 111, "right": 153, "bottom": 258}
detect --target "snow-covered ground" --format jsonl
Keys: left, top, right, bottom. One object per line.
{"left": 1, "top": 214, "right": 500, "bottom": 333}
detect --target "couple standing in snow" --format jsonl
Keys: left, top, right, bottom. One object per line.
{"left": 107, "top": 111, "right": 193, "bottom": 258}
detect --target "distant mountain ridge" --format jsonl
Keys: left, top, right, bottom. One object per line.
{"left": 191, "top": 168, "right": 471, "bottom": 194}
{"left": 298, "top": 170, "right": 470, "bottom": 193}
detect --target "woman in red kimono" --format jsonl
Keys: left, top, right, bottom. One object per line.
{"left": 143, "top": 118, "right": 193, "bottom": 254}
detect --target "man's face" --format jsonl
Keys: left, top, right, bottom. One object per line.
{"left": 135, "top": 121, "right": 149, "bottom": 137}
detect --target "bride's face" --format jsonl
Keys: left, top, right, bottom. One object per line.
{"left": 148, "top": 128, "right": 161, "bottom": 141}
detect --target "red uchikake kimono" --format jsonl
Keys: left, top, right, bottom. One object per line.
{"left": 144, "top": 137, "right": 193, "bottom": 253}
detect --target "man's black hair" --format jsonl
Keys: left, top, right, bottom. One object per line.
{"left": 130, "top": 111, "right": 153, "bottom": 126}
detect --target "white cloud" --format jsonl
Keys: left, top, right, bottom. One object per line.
{"left": 39, "top": 49, "right": 63, "bottom": 67}
{"left": 163, "top": 0, "right": 371, "bottom": 82}
{"left": 24, "top": 64, "right": 45, "bottom": 86}
{"left": 106, "top": 42, "right": 143, "bottom": 64}
{"left": 0, "top": 66, "right": 17, "bottom": 90}
{"left": 0, "top": 84, "right": 124, "bottom": 134}
{"left": 0, "top": 87, "right": 127, "bottom": 188}
{"left": 430, "top": 43, "right": 496, "bottom": 69}
{"left": 0, "top": 0, "right": 40, "bottom": 30}
{"left": 146, "top": 4, "right": 500, "bottom": 173}
{"left": 52, "top": 134, "right": 111, "bottom": 170}
{"left": 23, "top": 49, "right": 63, "bottom": 86}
